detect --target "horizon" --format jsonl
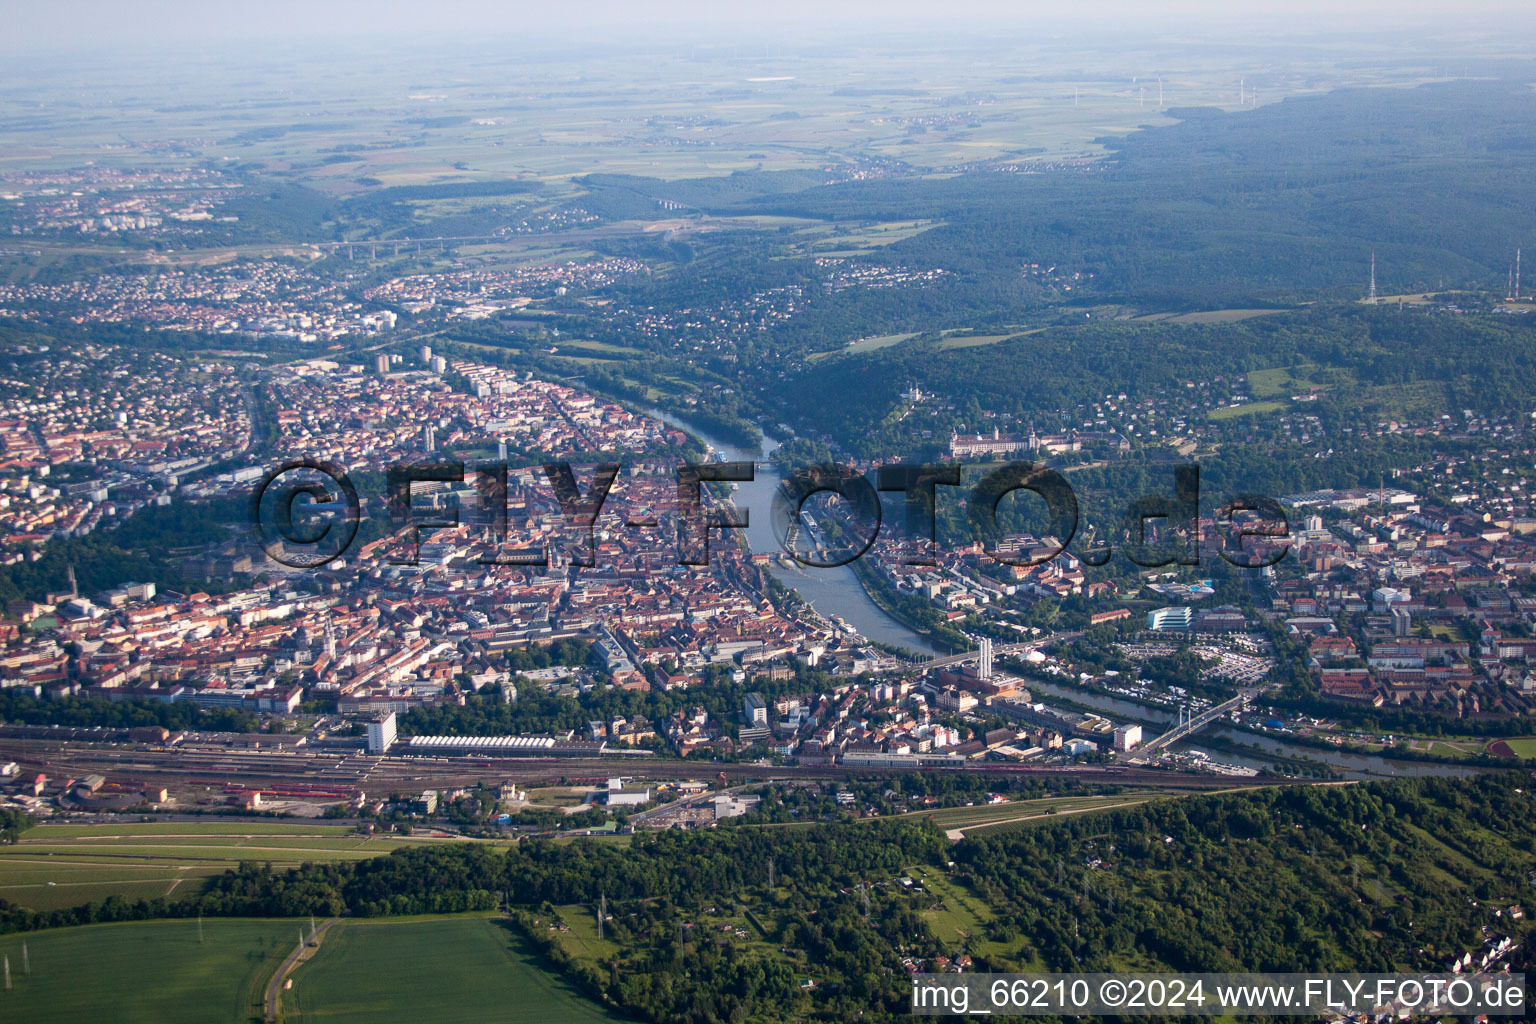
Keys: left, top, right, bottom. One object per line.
{"left": 6, "top": 1, "right": 1536, "bottom": 58}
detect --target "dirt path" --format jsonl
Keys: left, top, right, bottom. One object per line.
{"left": 264, "top": 916, "right": 341, "bottom": 1022}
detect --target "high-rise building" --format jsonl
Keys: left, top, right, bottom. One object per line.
{"left": 374, "top": 354, "right": 390, "bottom": 375}
{"left": 744, "top": 692, "right": 767, "bottom": 727}
{"left": 366, "top": 712, "right": 397, "bottom": 754}
{"left": 977, "top": 637, "right": 994, "bottom": 680}
{"left": 419, "top": 345, "right": 433, "bottom": 363}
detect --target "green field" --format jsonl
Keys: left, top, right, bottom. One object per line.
{"left": 906, "top": 864, "right": 990, "bottom": 943}
{"left": 810, "top": 327, "right": 1035, "bottom": 362}
{"left": 552, "top": 903, "right": 625, "bottom": 960}
{"left": 525, "top": 786, "right": 595, "bottom": 807}
{"left": 284, "top": 915, "right": 629, "bottom": 1023}
{"left": 894, "top": 792, "right": 1174, "bottom": 835}
{"left": 1494, "top": 737, "right": 1536, "bottom": 758}
{"left": 0, "top": 823, "right": 512, "bottom": 911}
{"left": 794, "top": 219, "right": 943, "bottom": 255}
{"left": 936, "top": 332, "right": 1019, "bottom": 350}
{"left": 1208, "top": 399, "right": 1288, "bottom": 420}
{"left": 1246, "top": 364, "right": 1323, "bottom": 398}
{"left": 1417, "top": 739, "right": 1485, "bottom": 757}
{"left": 809, "top": 332, "right": 917, "bottom": 361}
{"left": 555, "top": 339, "right": 648, "bottom": 357}
{"left": 0, "top": 918, "right": 296, "bottom": 1023}
{"left": 1159, "top": 309, "right": 1288, "bottom": 325}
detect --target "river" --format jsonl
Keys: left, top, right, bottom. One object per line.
{"left": 638, "top": 406, "right": 944, "bottom": 655}
{"left": 639, "top": 406, "right": 1480, "bottom": 778}
{"left": 1023, "top": 678, "right": 1481, "bottom": 779}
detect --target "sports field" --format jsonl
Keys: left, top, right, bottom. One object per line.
{"left": 0, "top": 917, "right": 296, "bottom": 1023}
{"left": 0, "top": 822, "right": 513, "bottom": 911}
{"left": 1490, "top": 737, "right": 1536, "bottom": 758}
{"left": 282, "top": 915, "right": 630, "bottom": 1023}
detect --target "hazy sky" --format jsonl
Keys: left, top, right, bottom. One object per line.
{"left": 6, "top": 0, "right": 1534, "bottom": 55}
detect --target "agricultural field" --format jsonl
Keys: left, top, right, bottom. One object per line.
{"left": 0, "top": 40, "right": 1435, "bottom": 198}
{"left": 0, "top": 917, "right": 296, "bottom": 1024}
{"left": 0, "top": 822, "right": 511, "bottom": 911}
{"left": 283, "top": 914, "right": 629, "bottom": 1023}
{"left": 793, "top": 219, "right": 944, "bottom": 255}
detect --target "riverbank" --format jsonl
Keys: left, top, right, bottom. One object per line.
{"left": 1249, "top": 725, "right": 1515, "bottom": 769}
{"left": 999, "top": 674, "right": 1338, "bottom": 777}
{"left": 1002, "top": 654, "right": 1506, "bottom": 772}
{"left": 623, "top": 401, "right": 946, "bottom": 654}
{"left": 849, "top": 556, "right": 967, "bottom": 655}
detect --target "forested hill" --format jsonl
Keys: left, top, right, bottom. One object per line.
{"left": 579, "top": 78, "right": 1536, "bottom": 306}
{"left": 954, "top": 775, "right": 1536, "bottom": 974}
{"left": 779, "top": 304, "right": 1536, "bottom": 461}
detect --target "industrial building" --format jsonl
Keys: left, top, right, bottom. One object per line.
{"left": 400, "top": 734, "right": 618, "bottom": 757}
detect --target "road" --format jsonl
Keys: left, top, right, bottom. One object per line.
{"left": 921, "top": 631, "right": 1083, "bottom": 670}
{"left": 1119, "top": 688, "right": 1259, "bottom": 763}
{"left": 265, "top": 916, "right": 341, "bottom": 1022}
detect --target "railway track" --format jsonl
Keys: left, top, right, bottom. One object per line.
{"left": 0, "top": 738, "right": 1291, "bottom": 794}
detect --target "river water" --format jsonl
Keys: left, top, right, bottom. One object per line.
{"left": 639, "top": 407, "right": 945, "bottom": 655}
{"left": 640, "top": 406, "right": 1479, "bottom": 778}
{"left": 1024, "top": 678, "right": 1480, "bottom": 779}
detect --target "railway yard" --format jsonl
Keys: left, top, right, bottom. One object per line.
{"left": 0, "top": 737, "right": 1291, "bottom": 798}
{"left": 0, "top": 737, "right": 1320, "bottom": 913}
